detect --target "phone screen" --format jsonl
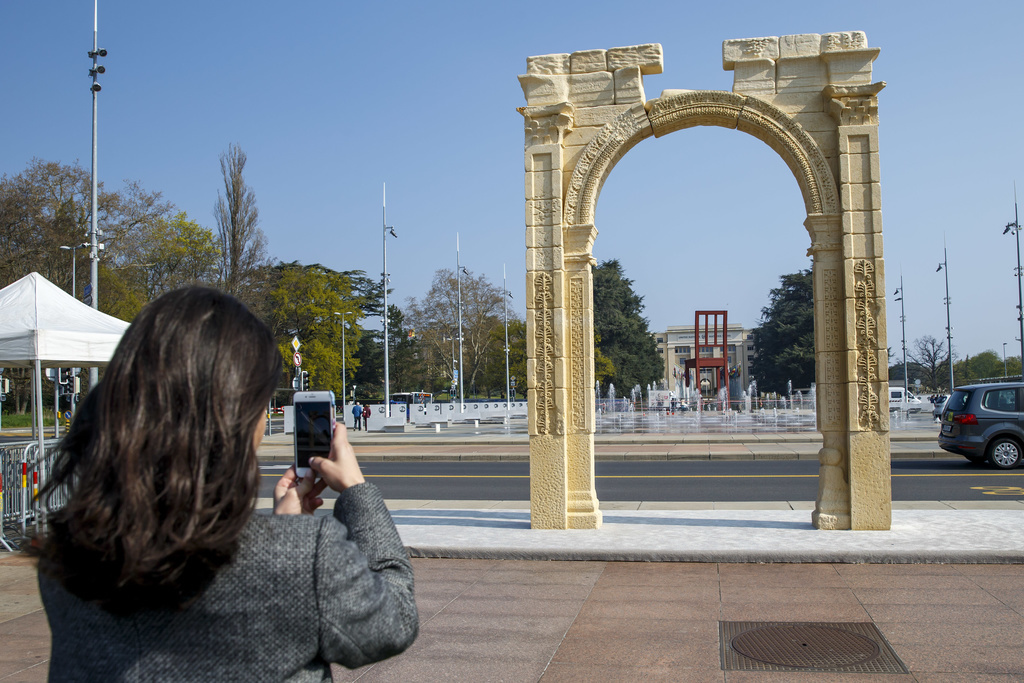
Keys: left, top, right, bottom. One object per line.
{"left": 294, "top": 401, "right": 333, "bottom": 468}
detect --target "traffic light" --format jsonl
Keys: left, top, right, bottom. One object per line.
{"left": 301, "top": 371, "right": 310, "bottom": 391}
{"left": 57, "top": 368, "right": 70, "bottom": 385}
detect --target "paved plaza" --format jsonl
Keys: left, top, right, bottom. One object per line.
{"left": 3, "top": 427, "right": 1023, "bottom": 679}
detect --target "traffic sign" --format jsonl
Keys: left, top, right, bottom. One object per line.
{"left": 291, "top": 336, "right": 301, "bottom": 352}
{"left": 293, "top": 352, "right": 302, "bottom": 367}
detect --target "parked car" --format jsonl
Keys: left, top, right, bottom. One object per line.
{"left": 889, "top": 386, "right": 923, "bottom": 413}
{"left": 930, "top": 394, "right": 949, "bottom": 419}
{"left": 937, "top": 383, "right": 1024, "bottom": 468}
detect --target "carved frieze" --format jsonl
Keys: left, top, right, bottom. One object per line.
{"left": 534, "top": 272, "right": 555, "bottom": 435}
{"left": 854, "top": 259, "right": 881, "bottom": 429}
{"left": 570, "top": 277, "right": 586, "bottom": 432}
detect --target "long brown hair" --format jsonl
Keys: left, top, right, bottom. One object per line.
{"left": 33, "top": 287, "right": 281, "bottom": 613}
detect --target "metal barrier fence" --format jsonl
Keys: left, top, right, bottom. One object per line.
{"left": 1, "top": 439, "right": 62, "bottom": 551}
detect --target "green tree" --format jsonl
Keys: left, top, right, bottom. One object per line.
{"left": 266, "top": 263, "right": 364, "bottom": 398}
{"left": 954, "top": 350, "right": 1010, "bottom": 384}
{"left": 0, "top": 159, "right": 171, "bottom": 311}
{"left": 479, "top": 318, "right": 527, "bottom": 398}
{"left": 592, "top": 259, "right": 662, "bottom": 393}
{"left": 750, "top": 269, "right": 814, "bottom": 394}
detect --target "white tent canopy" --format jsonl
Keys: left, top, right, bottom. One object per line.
{"left": 0, "top": 272, "right": 129, "bottom": 368}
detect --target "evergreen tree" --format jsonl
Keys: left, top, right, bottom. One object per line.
{"left": 751, "top": 269, "right": 814, "bottom": 394}
{"left": 592, "top": 260, "right": 662, "bottom": 392}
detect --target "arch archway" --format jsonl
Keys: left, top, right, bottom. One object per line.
{"left": 520, "top": 35, "right": 890, "bottom": 531}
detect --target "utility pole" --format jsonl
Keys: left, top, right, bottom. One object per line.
{"left": 381, "top": 184, "right": 397, "bottom": 417}
{"left": 893, "top": 273, "right": 907, "bottom": 399}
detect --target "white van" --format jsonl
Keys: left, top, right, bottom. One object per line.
{"left": 890, "top": 386, "right": 923, "bottom": 413}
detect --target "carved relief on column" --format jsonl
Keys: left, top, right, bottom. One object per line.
{"left": 853, "top": 259, "right": 881, "bottom": 430}
{"left": 569, "top": 276, "right": 586, "bottom": 432}
{"left": 533, "top": 272, "right": 556, "bottom": 436}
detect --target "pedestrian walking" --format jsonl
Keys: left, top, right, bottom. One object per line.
{"left": 362, "top": 403, "right": 371, "bottom": 431}
{"left": 352, "top": 401, "right": 362, "bottom": 430}
{"left": 31, "top": 287, "right": 417, "bottom": 680}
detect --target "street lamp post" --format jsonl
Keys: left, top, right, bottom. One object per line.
{"left": 937, "top": 242, "right": 954, "bottom": 392}
{"left": 334, "top": 312, "right": 347, "bottom": 409}
{"left": 381, "top": 184, "right": 397, "bottom": 417}
{"left": 503, "top": 264, "right": 513, "bottom": 425}
{"left": 893, "top": 273, "right": 907, "bottom": 400}
{"left": 456, "top": 235, "right": 467, "bottom": 415}
{"left": 59, "top": 243, "right": 90, "bottom": 299}
{"left": 1003, "top": 186, "right": 1022, "bottom": 368}
{"left": 1004, "top": 342, "right": 1008, "bottom": 378}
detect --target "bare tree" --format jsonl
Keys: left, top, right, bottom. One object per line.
{"left": 908, "top": 335, "right": 951, "bottom": 391}
{"left": 404, "top": 268, "right": 505, "bottom": 395}
{"left": 214, "top": 144, "right": 267, "bottom": 300}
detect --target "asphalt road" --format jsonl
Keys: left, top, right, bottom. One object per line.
{"left": 258, "top": 459, "right": 1024, "bottom": 502}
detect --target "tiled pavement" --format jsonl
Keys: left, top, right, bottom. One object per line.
{"left": 4, "top": 552, "right": 1024, "bottom": 681}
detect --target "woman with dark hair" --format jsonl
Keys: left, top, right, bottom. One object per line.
{"left": 32, "top": 287, "right": 417, "bottom": 681}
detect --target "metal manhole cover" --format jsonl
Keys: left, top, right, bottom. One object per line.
{"left": 721, "top": 621, "right": 908, "bottom": 674}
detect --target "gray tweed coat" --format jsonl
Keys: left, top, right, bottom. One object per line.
{"left": 39, "top": 483, "right": 418, "bottom": 682}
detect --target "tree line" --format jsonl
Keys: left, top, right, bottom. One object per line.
{"left": 1, "top": 153, "right": 666, "bottom": 412}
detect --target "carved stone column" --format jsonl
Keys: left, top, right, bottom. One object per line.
{"left": 521, "top": 102, "right": 601, "bottom": 529}
{"left": 807, "top": 214, "right": 852, "bottom": 530}
{"left": 564, "top": 224, "right": 601, "bottom": 529}
{"left": 827, "top": 81, "right": 892, "bottom": 530}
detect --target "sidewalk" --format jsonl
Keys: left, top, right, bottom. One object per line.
{"left": 5, "top": 550, "right": 1024, "bottom": 680}
{"left": 5, "top": 424, "right": 1023, "bottom": 680}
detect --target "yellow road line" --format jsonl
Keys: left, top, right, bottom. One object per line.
{"left": 260, "top": 472, "right": 1024, "bottom": 480}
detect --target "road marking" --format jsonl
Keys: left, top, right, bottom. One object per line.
{"left": 259, "top": 472, "right": 1024, "bottom": 480}
{"left": 971, "top": 486, "right": 1024, "bottom": 496}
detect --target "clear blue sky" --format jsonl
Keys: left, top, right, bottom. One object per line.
{"left": 3, "top": 1, "right": 1022, "bottom": 363}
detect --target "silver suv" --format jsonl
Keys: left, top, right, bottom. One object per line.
{"left": 938, "top": 383, "right": 1024, "bottom": 468}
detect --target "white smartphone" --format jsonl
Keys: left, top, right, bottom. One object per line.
{"left": 293, "top": 390, "right": 336, "bottom": 478}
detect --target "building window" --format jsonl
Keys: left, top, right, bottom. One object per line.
{"left": 656, "top": 337, "right": 664, "bottom": 343}
{"left": 747, "top": 344, "right": 754, "bottom": 351}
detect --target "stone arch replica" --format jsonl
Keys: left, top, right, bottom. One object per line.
{"left": 518, "top": 32, "right": 891, "bottom": 531}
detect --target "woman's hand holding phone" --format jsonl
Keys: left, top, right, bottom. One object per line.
{"left": 309, "top": 423, "right": 365, "bottom": 492}
{"left": 274, "top": 424, "right": 364, "bottom": 515}
{"left": 273, "top": 467, "right": 328, "bottom": 516}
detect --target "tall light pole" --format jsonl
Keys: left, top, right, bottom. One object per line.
{"left": 1004, "top": 342, "right": 1008, "bottom": 378}
{"left": 60, "top": 243, "right": 90, "bottom": 298}
{"left": 456, "top": 235, "right": 468, "bottom": 415}
{"left": 87, "top": 0, "right": 107, "bottom": 390}
{"left": 937, "top": 242, "right": 954, "bottom": 392}
{"left": 503, "top": 264, "right": 513, "bottom": 425}
{"left": 381, "top": 184, "right": 397, "bottom": 416}
{"left": 893, "top": 272, "right": 907, "bottom": 399}
{"left": 1003, "top": 185, "right": 1023, "bottom": 369}
{"left": 334, "top": 312, "right": 347, "bottom": 406}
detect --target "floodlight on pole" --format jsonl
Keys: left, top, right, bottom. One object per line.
{"left": 334, "top": 312, "right": 347, "bottom": 407}
{"left": 456, "top": 234, "right": 467, "bottom": 415}
{"left": 381, "top": 184, "right": 397, "bottom": 417}
{"left": 893, "top": 272, "right": 907, "bottom": 400}
{"left": 937, "top": 240, "right": 954, "bottom": 392}
{"left": 1003, "top": 184, "right": 1023, "bottom": 370}
{"left": 87, "top": 0, "right": 106, "bottom": 391}
{"left": 503, "top": 264, "right": 513, "bottom": 426}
